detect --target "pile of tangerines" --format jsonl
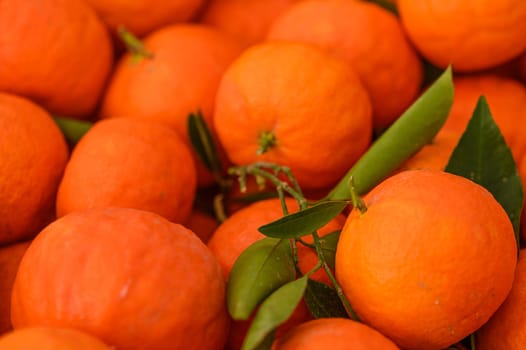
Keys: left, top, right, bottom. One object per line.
{"left": 1, "top": 0, "right": 526, "bottom": 349}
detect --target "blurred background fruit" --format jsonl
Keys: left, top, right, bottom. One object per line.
{"left": 84, "top": 0, "right": 206, "bottom": 37}
{"left": 397, "top": 0, "right": 526, "bottom": 72}
{"left": 0, "top": 92, "right": 69, "bottom": 245}
{"left": 199, "top": 0, "right": 300, "bottom": 47}
{"left": 0, "top": 0, "right": 113, "bottom": 119}
{"left": 100, "top": 24, "right": 242, "bottom": 187}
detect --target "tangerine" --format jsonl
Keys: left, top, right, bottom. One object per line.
{"left": 267, "top": 0, "right": 423, "bottom": 129}
{"left": 11, "top": 207, "right": 229, "bottom": 350}
{"left": 0, "top": 92, "right": 69, "bottom": 244}
{"left": 213, "top": 41, "right": 372, "bottom": 190}
{"left": 397, "top": 0, "right": 526, "bottom": 72}
{"left": 56, "top": 118, "right": 197, "bottom": 223}
{"left": 0, "top": 0, "right": 113, "bottom": 118}
{"left": 335, "top": 170, "right": 517, "bottom": 349}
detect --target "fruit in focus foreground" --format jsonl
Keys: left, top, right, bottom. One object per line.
{"left": 11, "top": 207, "right": 229, "bottom": 350}
{"left": 335, "top": 170, "right": 517, "bottom": 350}
{"left": 213, "top": 40, "right": 373, "bottom": 190}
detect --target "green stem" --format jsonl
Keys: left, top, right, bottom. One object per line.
{"left": 229, "top": 163, "right": 306, "bottom": 207}
{"left": 470, "top": 333, "right": 476, "bottom": 350}
{"left": 117, "top": 26, "right": 154, "bottom": 60}
{"left": 279, "top": 166, "right": 304, "bottom": 199}
{"left": 311, "top": 230, "right": 359, "bottom": 321}
{"left": 229, "top": 162, "right": 357, "bottom": 320}
{"left": 296, "top": 238, "right": 315, "bottom": 249}
{"left": 349, "top": 176, "right": 367, "bottom": 214}
{"left": 213, "top": 194, "right": 228, "bottom": 223}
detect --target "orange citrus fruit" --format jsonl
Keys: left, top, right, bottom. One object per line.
{"left": 213, "top": 41, "right": 372, "bottom": 190}
{"left": 100, "top": 24, "right": 242, "bottom": 187}
{"left": 397, "top": 0, "right": 526, "bottom": 72}
{"left": 476, "top": 249, "right": 526, "bottom": 349}
{"left": 0, "top": 92, "right": 69, "bottom": 245}
{"left": 11, "top": 207, "right": 229, "bottom": 350}
{"left": 184, "top": 209, "right": 220, "bottom": 243}
{"left": 84, "top": 0, "right": 206, "bottom": 37}
{"left": 199, "top": 0, "right": 299, "bottom": 47}
{"left": 0, "top": 241, "right": 30, "bottom": 333}
{"left": 0, "top": 0, "right": 113, "bottom": 118}
{"left": 0, "top": 327, "right": 112, "bottom": 350}
{"left": 271, "top": 317, "right": 400, "bottom": 350}
{"left": 397, "top": 130, "right": 459, "bottom": 172}
{"left": 56, "top": 118, "right": 197, "bottom": 224}
{"left": 267, "top": 0, "right": 423, "bottom": 129}
{"left": 335, "top": 170, "right": 517, "bottom": 349}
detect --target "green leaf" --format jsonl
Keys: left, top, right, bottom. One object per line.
{"left": 227, "top": 238, "right": 296, "bottom": 320}
{"left": 241, "top": 275, "right": 309, "bottom": 350}
{"left": 445, "top": 96, "right": 523, "bottom": 249}
{"left": 258, "top": 201, "right": 349, "bottom": 239}
{"left": 187, "top": 111, "right": 222, "bottom": 175}
{"left": 304, "top": 279, "right": 348, "bottom": 319}
{"left": 318, "top": 230, "right": 341, "bottom": 269}
{"left": 326, "top": 66, "right": 454, "bottom": 200}
{"left": 53, "top": 116, "right": 91, "bottom": 146}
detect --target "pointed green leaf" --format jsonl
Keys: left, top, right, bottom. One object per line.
{"left": 327, "top": 66, "right": 454, "bottom": 200}
{"left": 187, "top": 111, "right": 222, "bottom": 174}
{"left": 304, "top": 279, "right": 348, "bottom": 319}
{"left": 241, "top": 275, "right": 309, "bottom": 350}
{"left": 318, "top": 230, "right": 341, "bottom": 269}
{"left": 227, "top": 238, "right": 296, "bottom": 320}
{"left": 445, "top": 96, "right": 523, "bottom": 248}
{"left": 258, "top": 201, "right": 349, "bottom": 238}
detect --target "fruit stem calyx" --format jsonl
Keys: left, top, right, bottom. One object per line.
{"left": 257, "top": 131, "right": 277, "bottom": 155}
